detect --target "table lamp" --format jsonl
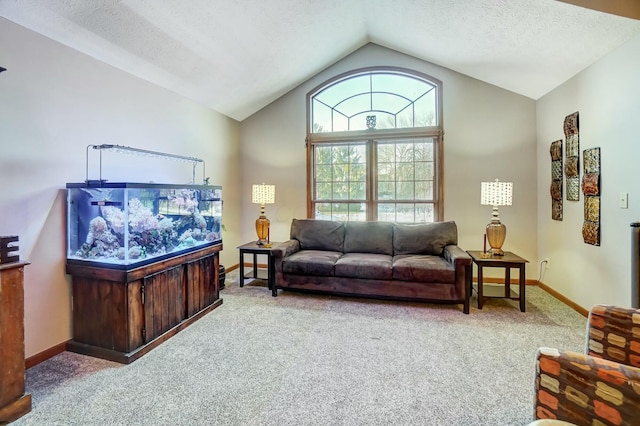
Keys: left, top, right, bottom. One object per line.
{"left": 480, "top": 179, "right": 513, "bottom": 256}
{"left": 252, "top": 183, "right": 275, "bottom": 246}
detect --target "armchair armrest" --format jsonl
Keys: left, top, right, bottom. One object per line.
{"left": 534, "top": 347, "right": 640, "bottom": 425}
{"left": 272, "top": 239, "right": 300, "bottom": 259}
{"left": 586, "top": 305, "right": 640, "bottom": 367}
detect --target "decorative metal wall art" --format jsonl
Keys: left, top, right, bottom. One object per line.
{"left": 550, "top": 140, "right": 563, "bottom": 220}
{"left": 564, "top": 112, "right": 580, "bottom": 201}
{"left": 582, "top": 147, "right": 601, "bottom": 246}
{"left": 366, "top": 115, "right": 377, "bottom": 129}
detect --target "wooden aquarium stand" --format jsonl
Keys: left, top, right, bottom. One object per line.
{"left": 66, "top": 244, "right": 223, "bottom": 364}
{"left": 0, "top": 261, "right": 31, "bottom": 423}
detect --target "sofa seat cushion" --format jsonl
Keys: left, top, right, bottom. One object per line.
{"left": 282, "top": 250, "right": 342, "bottom": 276}
{"left": 334, "top": 253, "right": 393, "bottom": 280}
{"left": 392, "top": 255, "right": 455, "bottom": 283}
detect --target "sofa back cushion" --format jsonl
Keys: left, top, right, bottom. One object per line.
{"left": 344, "top": 221, "right": 394, "bottom": 255}
{"left": 290, "top": 219, "right": 345, "bottom": 252}
{"left": 393, "top": 221, "right": 458, "bottom": 256}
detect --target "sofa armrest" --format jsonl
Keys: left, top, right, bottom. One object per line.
{"left": 443, "top": 245, "right": 472, "bottom": 267}
{"left": 586, "top": 305, "right": 640, "bottom": 367}
{"left": 534, "top": 347, "right": 640, "bottom": 425}
{"left": 272, "top": 239, "right": 300, "bottom": 259}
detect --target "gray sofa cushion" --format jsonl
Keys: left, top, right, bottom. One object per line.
{"left": 334, "top": 253, "right": 393, "bottom": 280}
{"left": 282, "top": 250, "right": 342, "bottom": 276}
{"left": 344, "top": 221, "right": 394, "bottom": 255}
{"left": 291, "top": 219, "right": 345, "bottom": 252}
{"left": 393, "top": 221, "right": 458, "bottom": 256}
{"left": 392, "top": 255, "right": 455, "bottom": 283}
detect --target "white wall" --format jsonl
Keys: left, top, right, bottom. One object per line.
{"left": 536, "top": 33, "right": 640, "bottom": 309}
{"left": 240, "top": 43, "right": 538, "bottom": 278}
{"left": 0, "top": 18, "right": 241, "bottom": 358}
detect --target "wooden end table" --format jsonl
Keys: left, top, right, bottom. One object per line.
{"left": 237, "top": 242, "right": 279, "bottom": 295}
{"left": 467, "top": 250, "right": 529, "bottom": 312}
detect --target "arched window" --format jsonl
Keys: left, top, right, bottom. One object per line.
{"left": 307, "top": 67, "right": 443, "bottom": 222}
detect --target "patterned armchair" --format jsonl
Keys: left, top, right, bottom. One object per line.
{"left": 533, "top": 305, "right": 640, "bottom": 425}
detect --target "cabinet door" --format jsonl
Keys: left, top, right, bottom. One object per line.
{"left": 143, "top": 265, "right": 186, "bottom": 343}
{"left": 186, "top": 254, "right": 219, "bottom": 317}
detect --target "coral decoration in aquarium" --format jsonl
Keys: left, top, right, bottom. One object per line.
{"left": 66, "top": 183, "right": 222, "bottom": 268}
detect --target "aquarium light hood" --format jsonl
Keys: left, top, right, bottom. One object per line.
{"left": 86, "top": 144, "right": 206, "bottom": 185}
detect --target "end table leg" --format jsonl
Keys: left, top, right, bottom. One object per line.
{"left": 478, "top": 265, "right": 484, "bottom": 309}
{"left": 520, "top": 265, "right": 526, "bottom": 312}
{"left": 239, "top": 251, "right": 245, "bottom": 287}
{"left": 505, "top": 268, "right": 511, "bottom": 298}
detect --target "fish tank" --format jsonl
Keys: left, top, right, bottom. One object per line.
{"left": 66, "top": 182, "right": 222, "bottom": 269}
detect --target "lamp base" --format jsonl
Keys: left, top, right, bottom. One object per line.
{"left": 486, "top": 222, "right": 506, "bottom": 256}
{"left": 255, "top": 215, "right": 270, "bottom": 246}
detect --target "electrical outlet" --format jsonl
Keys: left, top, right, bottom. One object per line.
{"left": 543, "top": 258, "right": 550, "bottom": 269}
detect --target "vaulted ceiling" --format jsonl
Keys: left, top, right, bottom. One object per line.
{"left": 2, "top": 0, "right": 640, "bottom": 121}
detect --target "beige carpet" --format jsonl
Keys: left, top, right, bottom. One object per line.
{"left": 14, "top": 273, "right": 586, "bottom": 425}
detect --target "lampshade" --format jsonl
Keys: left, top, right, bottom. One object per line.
{"left": 252, "top": 183, "right": 275, "bottom": 205}
{"left": 480, "top": 179, "right": 513, "bottom": 256}
{"left": 480, "top": 180, "right": 513, "bottom": 206}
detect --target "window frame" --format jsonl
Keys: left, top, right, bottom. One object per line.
{"left": 306, "top": 66, "right": 444, "bottom": 221}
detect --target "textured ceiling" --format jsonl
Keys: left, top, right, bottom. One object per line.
{"left": 2, "top": 0, "right": 640, "bottom": 121}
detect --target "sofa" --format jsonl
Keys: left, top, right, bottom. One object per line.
{"left": 272, "top": 219, "right": 472, "bottom": 313}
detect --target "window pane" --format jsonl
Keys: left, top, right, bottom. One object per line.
{"left": 396, "top": 164, "right": 414, "bottom": 181}
{"left": 332, "top": 183, "right": 348, "bottom": 200}
{"left": 378, "top": 203, "right": 396, "bottom": 222}
{"left": 315, "top": 202, "right": 332, "bottom": 220}
{"left": 378, "top": 182, "right": 395, "bottom": 200}
{"left": 348, "top": 203, "right": 366, "bottom": 221}
{"left": 372, "top": 93, "right": 410, "bottom": 115}
{"left": 415, "top": 181, "right": 433, "bottom": 200}
{"left": 332, "top": 203, "right": 349, "bottom": 221}
{"left": 315, "top": 74, "right": 370, "bottom": 107}
{"left": 378, "top": 144, "right": 395, "bottom": 161}
{"left": 414, "top": 162, "right": 432, "bottom": 179}
{"left": 311, "top": 70, "right": 439, "bottom": 133}
{"left": 316, "top": 183, "right": 332, "bottom": 200}
{"left": 415, "top": 91, "right": 437, "bottom": 127}
{"left": 332, "top": 164, "right": 348, "bottom": 182}
{"left": 333, "top": 112, "right": 349, "bottom": 132}
{"left": 351, "top": 112, "right": 395, "bottom": 130}
{"left": 396, "top": 143, "right": 414, "bottom": 162}
{"left": 396, "top": 182, "right": 415, "bottom": 200}
{"left": 349, "top": 182, "right": 365, "bottom": 200}
{"left": 350, "top": 163, "right": 365, "bottom": 181}
{"left": 312, "top": 100, "right": 332, "bottom": 133}
{"left": 336, "top": 94, "right": 371, "bottom": 118}
{"left": 415, "top": 203, "right": 435, "bottom": 222}
{"left": 315, "top": 164, "right": 331, "bottom": 182}
{"left": 378, "top": 162, "right": 395, "bottom": 182}
{"left": 396, "top": 204, "right": 416, "bottom": 223}
{"left": 315, "top": 146, "right": 333, "bottom": 164}
{"left": 396, "top": 105, "right": 414, "bottom": 128}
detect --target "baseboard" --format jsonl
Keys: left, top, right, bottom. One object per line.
{"left": 537, "top": 281, "right": 588, "bottom": 317}
{"left": 226, "top": 264, "right": 239, "bottom": 272}
{"left": 26, "top": 341, "right": 68, "bottom": 369}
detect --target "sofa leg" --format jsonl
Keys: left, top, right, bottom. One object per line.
{"left": 272, "top": 287, "right": 277, "bottom": 297}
